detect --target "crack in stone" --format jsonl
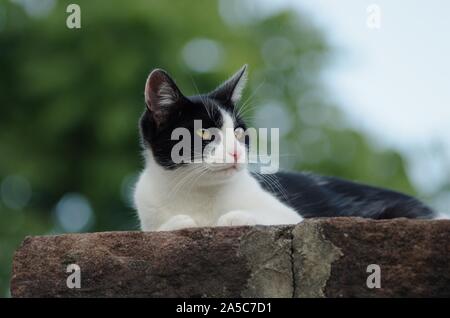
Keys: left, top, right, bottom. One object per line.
{"left": 288, "top": 227, "right": 296, "bottom": 298}
{"left": 238, "top": 223, "right": 343, "bottom": 298}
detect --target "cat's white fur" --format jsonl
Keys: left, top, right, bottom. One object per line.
{"left": 134, "top": 111, "right": 303, "bottom": 231}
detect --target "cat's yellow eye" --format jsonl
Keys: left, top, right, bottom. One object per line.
{"left": 234, "top": 127, "right": 245, "bottom": 141}
{"left": 196, "top": 128, "right": 212, "bottom": 140}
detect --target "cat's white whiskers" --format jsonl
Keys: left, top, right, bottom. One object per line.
{"left": 155, "top": 165, "right": 206, "bottom": 209}
{"left": 234, "top": 80, "right": 264, "bottom": 120}
{"left": 191, "top": 77, "right": 215, "bottom": 122}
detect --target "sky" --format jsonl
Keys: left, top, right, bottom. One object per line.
{"left": 251, "top": 0, "right": 450, "bottom": 195}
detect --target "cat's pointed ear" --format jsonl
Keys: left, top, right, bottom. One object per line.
{"left": 145, "top": 69, "right": 183, "bottom": 125}
{"left": 209, "top": 64, "right": 248, "bottom": 104}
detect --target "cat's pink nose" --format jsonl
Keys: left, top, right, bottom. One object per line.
{"left": 229, "top": 151, "right": 240, "bottom": 161}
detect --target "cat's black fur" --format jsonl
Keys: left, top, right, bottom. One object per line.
{"left": 253, "top": 171, "right": 435, "bottom": 219}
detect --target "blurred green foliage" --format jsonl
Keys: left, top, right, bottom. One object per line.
{"left": 0, "top": 0, "right": 419, "bottom": 296}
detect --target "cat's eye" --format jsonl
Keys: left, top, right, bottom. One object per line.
{"left": 234, "top": 127, "right": 245, "bottom": 141}
{"left": 196, "top": 128, "right": 212, "bottom": 140}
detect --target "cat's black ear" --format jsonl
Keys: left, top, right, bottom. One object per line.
{"left": 145, "top": 69, "right": 183, "bottom": 126}
{"left": 209, "top": 64, "right": 247, "bottom": 104}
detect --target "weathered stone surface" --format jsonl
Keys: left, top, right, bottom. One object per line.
{"left": 292, "top": 220, "right": 342, "bottom": 297}
{"left": 239, "top": 226, "right": 293, "bottom": 297}
{"left": 320, "top": 218, "right": 450, "bottom": 297}
{"left": 10, "top": 218, "right": 450, "bottom": 298}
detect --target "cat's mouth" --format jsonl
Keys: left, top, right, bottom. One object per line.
{"left": 210, "top": 163, "right": 242, "bottom": 174}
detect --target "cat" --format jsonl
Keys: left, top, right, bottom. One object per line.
{"left": 134, "top": 65, "right": 435, "bottom": 231}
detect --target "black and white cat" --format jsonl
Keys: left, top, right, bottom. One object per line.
{"left": 134, "top": 65, "right": 435, "bottom": 231}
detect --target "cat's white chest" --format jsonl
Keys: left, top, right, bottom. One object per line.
{"left": 134, "top": 169, "right": 221, "bottom": 228}
{"left": 160, "top": 190, "right": 219, "bottom": 226}
{"left": 134, "top": 163, "right": 303, "bottom": 231}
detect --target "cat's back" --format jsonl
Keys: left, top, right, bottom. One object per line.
{"left": 252, "top": 170, "right": 435, "bottom": 219}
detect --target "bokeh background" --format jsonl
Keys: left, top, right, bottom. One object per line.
{"left": 1, "top": 0, "right": 449, "bottom": 297}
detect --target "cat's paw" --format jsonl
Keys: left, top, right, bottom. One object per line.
{"left": 158, "top": 215, "right": 197, "bottom": 231}
{"left": 217, "top": 210, "right": 258, "bottom": 227}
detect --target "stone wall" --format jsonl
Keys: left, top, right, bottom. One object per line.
{"left": 10, "top": 218, "right": 450, "bottom": 297}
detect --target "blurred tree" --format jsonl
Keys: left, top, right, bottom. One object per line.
{"left": 0, "top": 0, "right": 418, "bottom": 296}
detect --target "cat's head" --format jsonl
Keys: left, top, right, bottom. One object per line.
{"left": 139, "top": 65, "right": 249, "bottom": 182}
